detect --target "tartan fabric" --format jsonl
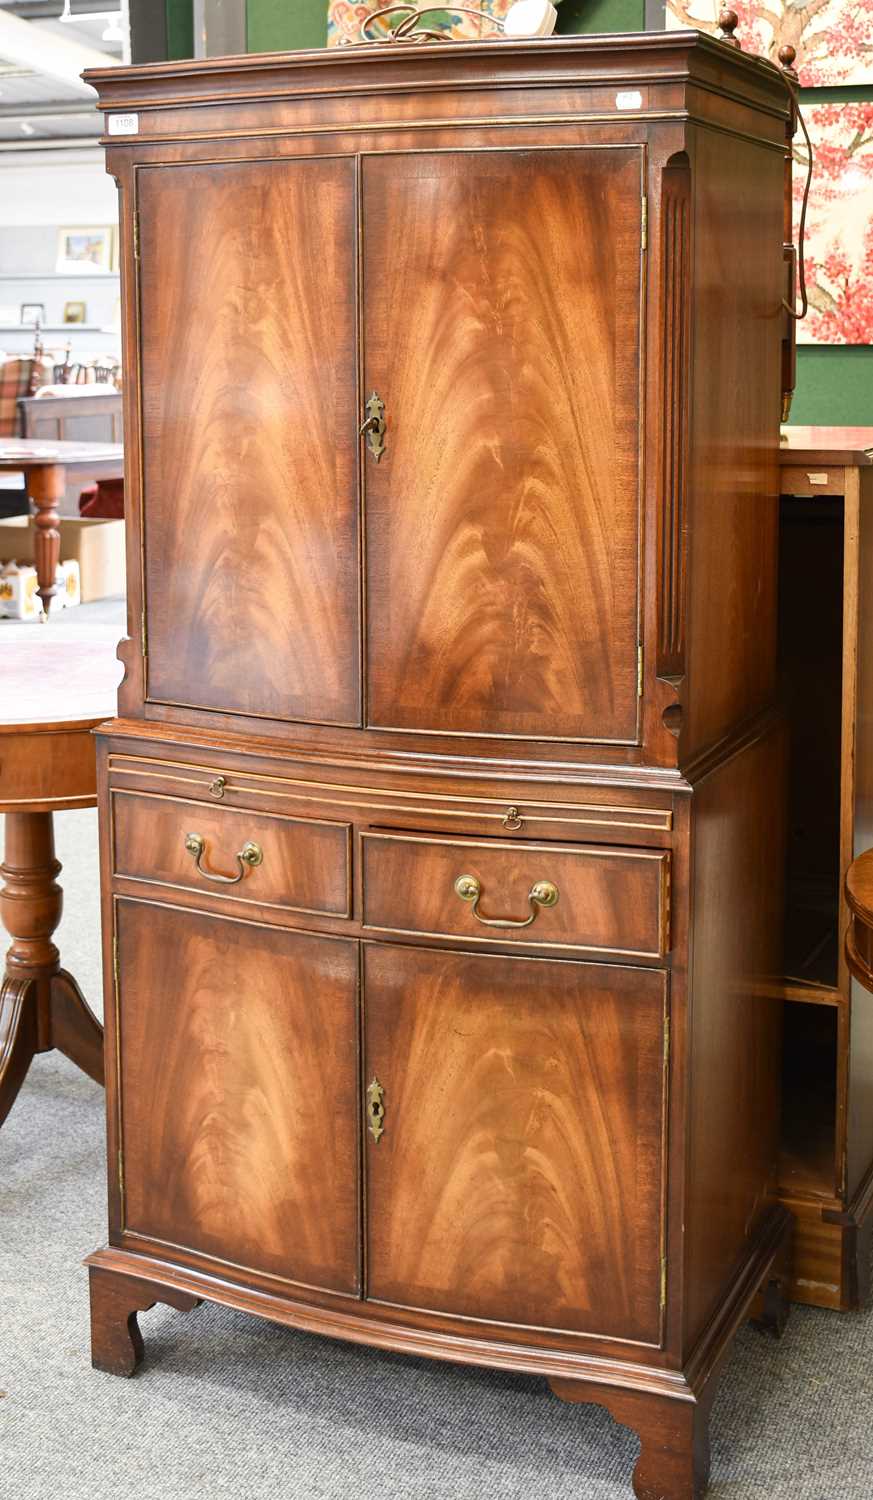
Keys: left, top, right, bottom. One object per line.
{"left": 0, "top": 357, "right": 52, "bottom": 438}
{"left": 78, "top": 478, "right": 124, "bottom": 519}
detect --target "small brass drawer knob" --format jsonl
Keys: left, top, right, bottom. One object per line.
{"left": 184, "top": 832, "right": 263, "bottom": 885}
{"left": 454, "top": 874, "right": 559, "bottom": 929}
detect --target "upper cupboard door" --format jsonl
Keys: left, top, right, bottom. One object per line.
{"left": 362, "top": 148, "right": 644, "bottom": 743}
{"left": 137, "top": 158, "right": 360, "bottom": 727}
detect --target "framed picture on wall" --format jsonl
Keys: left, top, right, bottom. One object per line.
{"left": 56, "top": 226, "right": 114, "bottom": 274}
{"left": 20, "top": 302, "right": 45, "bottom": 325}
{"left": 63, "top": 300, "right": 87, "bottom": 324}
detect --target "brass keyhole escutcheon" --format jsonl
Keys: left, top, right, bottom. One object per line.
{"left": 366, "top": 1077, "right": 386, "bottom": 1143}
{"left": 360, "top": 391, "right": 386, "bottom": 462}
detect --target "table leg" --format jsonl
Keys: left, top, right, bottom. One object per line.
{"left": 51, "top": 970, "right": 104, "bottom": 1085}
{"left": 0, "top": 976, "right": 37, "bottom": 1129}
{"left": 27, "top": 463, "right": 65, "bottom": 618}
{"left": 0, "top": 810, "right": 104, "bottom": 1129}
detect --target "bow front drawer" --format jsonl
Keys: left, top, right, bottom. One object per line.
{"left": 110, "top": 789, "right": 351, "bottom": 917}
{"left": 361, "top": 832, "right": 670, "bottom": 958}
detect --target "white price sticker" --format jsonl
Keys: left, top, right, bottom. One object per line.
{"left": 616, "top": 91, "right": 643, "bottom": 111}
{"left": 107, "top": 113, "right": 139, "bottom": 136}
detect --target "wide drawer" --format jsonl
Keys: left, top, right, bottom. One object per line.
{"left": 361, "top": 832, "right": 670, "bottom": 958}
{"left": 110, "top": 790, "right": 351, "bottom": 917}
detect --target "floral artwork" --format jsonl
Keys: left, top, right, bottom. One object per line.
{"left": 663, "top": 0, "right": 873, "bottom": 86}
{"left": 328, "top": 2, "right": 513, "bottom": 47}
{"left": 794, "top": 102, "right": 873, "bottom": 344}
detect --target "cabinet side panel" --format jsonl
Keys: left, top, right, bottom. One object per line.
{"left": 683, "top": 723, "right": 786, "bottom": 1349}
{"left": 137, "top": 156, "right": 360, "bottom": 727}
{"left": 683, "top": 132, "right": 783, "bottom": 758}
{"left": 848, "top": 467, "right": 873, "bottom": 1200}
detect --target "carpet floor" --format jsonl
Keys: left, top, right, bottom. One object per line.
{"left": 2, "top": 805, "right": 873, "bottom": 1500}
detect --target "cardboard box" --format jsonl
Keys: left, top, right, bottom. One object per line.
{"left": 0, "top": 559, "right": 81, "bottom": 620}
{"left": 0, "top": 562, "right": 41, "bottom": 621}
{"left": 0, "top": 516, "right": 125, "bottom": 603}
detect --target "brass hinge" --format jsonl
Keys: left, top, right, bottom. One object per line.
{"left": 641, "top": 196, "right": 648, "bottom": 252}
{"left": 132, "top": 210, "right": 140, "bottom": 261}
{"left": 637, "top": 643, "right": 644, "bottom": 697}
{"left": 663, "top": 1011, "right": 671, "bottom": 1074}
{"left": 660, "top": 1256, "right": 668, "bottom": 1309}
{"left": 112, "top": 929, "right": 119, "bottom": 993}
{"left": 117, "top": 1146, "right": 125, "bottom": 1196}
{"left": 141, "top": 604, "right": 148, "bottom": 659}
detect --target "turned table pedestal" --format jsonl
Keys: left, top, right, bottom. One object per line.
{"left": 0, "top": 439, "right": 124, "bottom": 616}
{"left": 0, "top": 632, "right": 120, "bottom": 1126}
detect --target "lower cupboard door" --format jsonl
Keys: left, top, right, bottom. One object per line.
{"left": 363, "top": 943, "right": 668, "bottom": 1343}
{"left": 114, "top": 900, "right": 360, "bottom": 1295}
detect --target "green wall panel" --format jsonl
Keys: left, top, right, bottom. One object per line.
{"left": 247, "top": 0, "right": 326, "bottom": 51}
{"left": 166, "top": 0, "right": 193, "bottom": 59}
{"left": 790, "top": 349, "right": 873, "bottom": 427}
{"left": 557, "top": 0, "right": 644, "bottom": 32}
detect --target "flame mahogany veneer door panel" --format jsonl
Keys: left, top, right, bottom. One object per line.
{"left": 137, "top": 157, "right": 360, "bottom": 727}
{"left": 361, "top": 147, "right": 644, "bottom": 743}
{"left": 363, "top": 943, "right": 667, "bottom": 1341}
{"left": 114, "top": 900, "right": 360, "bottom": 1295}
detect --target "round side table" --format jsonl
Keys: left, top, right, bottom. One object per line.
{"left": 847, "top": 849, "right": 873, "bottom": 993}
{"left": 0, "top": 632, "right": 120, "bottom": 1128}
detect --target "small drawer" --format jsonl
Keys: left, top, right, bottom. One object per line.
{"left": 111, "top": 790, "right": 351, "bottom": 917}
{"left": 780, "top": 465, "right": 844, "bottom": 498}
{"left": 361, "top": 832, "right": 670, "bottom": 958}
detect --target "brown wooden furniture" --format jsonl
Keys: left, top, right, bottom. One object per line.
{"left": 0, "top": 440, "right": 124, "bottom": 614}
{"left": 19, "top": 391, "right": 123, "bottom": 446}
{"left": 86, "top": 33, "right": 795, "bottom": 1500}
{"left": 0, "top": 634, "right": 120, "bottom": 1127}
{"left": 777, "top": 425, "right": 873, "bottom": 1310}
{"left": 18, "top": 395, "right": 124, "bottom": 519}
{"left": 846, "top": 849, "right": 873, "bottom": 992}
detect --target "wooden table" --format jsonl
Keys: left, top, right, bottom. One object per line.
{"left": 846, "top": 849, "right": 873, "bottom": 992}
{"left": 781, "top": 425, "right": 873, "bottom": 469}
{"left": 0, "top": 439, "right": 124, "bottom": 616}
{"left": 0, "top": 631, "right": 121, "bottom": 1127}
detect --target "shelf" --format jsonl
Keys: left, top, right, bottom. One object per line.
{"left": 0, "top": 272, "right": 119, "bottom": 281}
{"left": 0, "top": 325, "right": 115, "bottom": 334}
{"left": 778, "top": 1000, "right": 839, "bottom": 1201}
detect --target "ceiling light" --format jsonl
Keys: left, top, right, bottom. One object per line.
{"left": 20, "top": 121, "right": 36, "bottom": 135}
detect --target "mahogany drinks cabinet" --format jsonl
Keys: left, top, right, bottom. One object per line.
{"left": 85, "top": 32, "right": 794, "bottom": 1500}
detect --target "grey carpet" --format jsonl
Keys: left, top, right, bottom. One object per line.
{"left": 1, "top": 809, "right": 872, "bottom": 1496}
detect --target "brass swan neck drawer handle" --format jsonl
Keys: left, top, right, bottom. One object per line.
{"left": 453, "top": 874, "right": 559, "bottom": 929}
{"left": 184, "top": 832, "right": 263, "bottom": 885}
